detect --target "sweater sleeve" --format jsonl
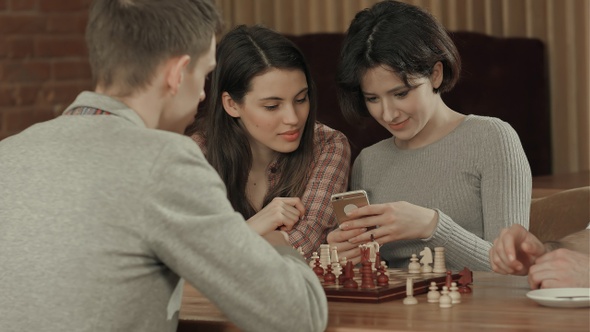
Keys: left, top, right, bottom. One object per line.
{"left": 143, "top": 138, "right": 328, "bottom": 332}
{"left": 425, "top": 119, "right": 532, "bottom": 271}
{"left": 289, "top": 125, "right": 351, "bottom": 257}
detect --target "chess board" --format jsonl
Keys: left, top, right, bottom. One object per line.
{"left": 322, "top": 269, "right": 461, "bottom": 303}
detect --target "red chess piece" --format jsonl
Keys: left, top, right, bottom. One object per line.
{"left": 376, "top": 267, "right": 389, "bottom": 287}
{"left": 343, "top": 277, "right": 359, "bottom": 289}
{"left": 324, "top": 265, "right": 336, "bottom": 285}
{"left": 360, "top": 246, "right": 375, "bottom": 289}
{"left": 458, "top": 267, "right": 473, "bottom": 293}
{"left": 312, "top": 258, "right": 324, "bottom": 278}
{"left": 338, "top": 271, "right": 347, "bottom": 284}
{"left": 373, "top": 252, "right": 381, "bottom": 277}
{"left": 339, "top": 261, "right": 352, "bottom": 284}
{"left": 445, "top": 270, "right": 453, "bottom": 289}
{"left": 342, "top": 261, "right": 358, "bottom": 289}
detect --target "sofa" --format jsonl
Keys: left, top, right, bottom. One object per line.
{"left": 286, "top": 31, "right": 551, "bottom": 176}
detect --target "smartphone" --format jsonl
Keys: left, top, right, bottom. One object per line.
{"left": 330, "top": 190, "right": 370, "bottom": 224}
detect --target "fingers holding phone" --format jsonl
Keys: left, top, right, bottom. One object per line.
{"left": 331, "top": 190, "right": 370, "bottom": 223}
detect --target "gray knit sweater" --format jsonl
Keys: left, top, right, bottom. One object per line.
{"left": 0, "top": 92, "right": 327, "bottom": 332}
{"left": 351, "top": 115, "right": 532, "bottom": 271}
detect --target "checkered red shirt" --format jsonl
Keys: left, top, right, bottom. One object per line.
{"left": 192, "top": 123, "right": 351, "bottom": 257}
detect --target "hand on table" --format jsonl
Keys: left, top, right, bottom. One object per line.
{"left": 247, "top": 197, "right": 304, "bottom": 236}
{"left": 528, "top": 248, "right": 590, "bottom": 289}
{"left": 338, "top": 201, "right": 438, "bottom": 245}
{"left": 489, "top": 224, "right": 546, "bottom": 276}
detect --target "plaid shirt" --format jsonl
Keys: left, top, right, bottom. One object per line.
{"left": 63, "top": 107, "right": 112, "bottom": 115}
{"left": 192, "top": 123, "right": 351, "bottom": 257}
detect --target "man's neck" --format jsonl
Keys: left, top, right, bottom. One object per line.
{"left": 95, "top": 86, "right": 164, "bottom": 129}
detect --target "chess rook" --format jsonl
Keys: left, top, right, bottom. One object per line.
{"left": 319, "top": 244, "right": 331, "bottom": 269}
{"left": 432, "top": 247, "right": 447, "bottom": 273}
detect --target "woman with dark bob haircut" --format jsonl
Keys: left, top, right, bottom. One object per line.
{"left": 189, "top": 25, "right": 350, "bottom": 257}
{"left": 327, "top": 0, "right": 531, "bottom": 271}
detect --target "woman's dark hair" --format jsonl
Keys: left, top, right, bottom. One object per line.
{"left": 337, "top": 0, "right": 461, "bottom": 122}
{"left": 197, "top": 25, "right": 317, "bottom": 218}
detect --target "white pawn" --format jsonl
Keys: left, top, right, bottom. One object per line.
{"left": 309, "top": 251, "right": 319, "bottom": 268}
{"left": 427, "top": 282, "right": 440, "bottom": 303}
{"left": 380, "top": 261, "right": 390, "bottom": 278}
{"left": 408, "top": 254, "right": 421, "bottom": 274}
{"left": 439, "top": 286, "right": 453, "bottom": 308}
{"left": 296, "top": 247, "right": 305, "bottom": 256}
{"left": 403, "top": 277, "right": 418, "bottom": 305}
{"left": 449, "top": 282, "right": 462, "bottom": 304}
{"left": 340, "top": 256, "right": 348, "bottom": 267}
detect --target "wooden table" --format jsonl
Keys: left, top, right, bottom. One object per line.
{"left": 178, "top": 272, "right": 590, "bottom": 331}
{"left": 532, "top": 170, "right": 589, "bottom": 198}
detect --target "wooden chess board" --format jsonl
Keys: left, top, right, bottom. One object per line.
{"left": 322, "top": 269, "right": 460, "bottom": 303}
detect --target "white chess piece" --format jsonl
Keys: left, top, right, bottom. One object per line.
{"left": 433, "top": 247, "right": 447, "bottom": 273}
{"left": 419, "top": 247, "right": 433, "bottom": 273}
{"left": 309, "top": 252, "right": 319, "bottom": 268}
{"left": 403, "top": 277, "right": 418, "bottom": 305}
{"left": 319, "top": 244, "right": 331, "bottom": 269}
{"left": 367, "top": 238, "right": 380, "bottom": 265}
{"left": 427, "top": 282, "right": 440, "bottom": 303}
{"left": 331, "top": 262, "right": 342, "bottom": 278}
{"left": 340, "top": 256, "right": 348, "bottom": 267}
{"left": 380, "top": 261, "right": 390, "bottom": 278}
{"left": 408, "top": 254, "right": 421, "bottom": 274}
{"left": 331, "top": 246, "right": 339, "bottom": 266}
{"left": 449, "top": 282, "right": 462, "bottom": 304}
{"left": 439, "top": 286, "right": 453, "bottom": 308}
{"left": 296, "top": 247, "right": 304, "bottom": 256}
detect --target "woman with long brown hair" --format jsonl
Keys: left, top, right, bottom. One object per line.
{"left": 189, "top": 25, "right": 350, "bottom": 257}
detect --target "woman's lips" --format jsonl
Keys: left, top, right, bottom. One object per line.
{"left": 389, "top": 118, "right": 409, "bottom": 131}
{"left": 280, "top": 130, "right": 300, "bottom": 142}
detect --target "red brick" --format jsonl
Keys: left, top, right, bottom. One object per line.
{"left": 0, "top": 87, "right": 11, "bottom": 106}
{"left": 35, "top": 37, "right": 88, "bottom": 57}
{"left": 9, "top": 0, "right": 36, "bottom": 11}
{"left": 0, "top": 85, "right": 41, "bottom": 106}
{"left": 0, "top": 37, "right": 7, "bottom": 57}
{"left": 1, "top": 61, "right": 51, "bottom": 82}
{"left": 47, "top": 14, "right": 88, "bottom": 34}
{"left": 39, "top": 0, "right": 91, "bottom": 12}
{"left": 0, "top": 14, "right": 46, "bottom": 34}
{"left": 53, "top": 60, "right": 91, "bottom": 80}
{"left": 40, "top": 81, "right": 92, "bottom": 104}
{"left": 4, "top": 106, "right": 55, "bottom": 131}
{"left": 5, "top": 37, "right": 35, "bottom": 58}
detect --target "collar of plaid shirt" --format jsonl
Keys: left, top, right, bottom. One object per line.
{"left": 63, "top": 106, "right": 112, "bottom": 115}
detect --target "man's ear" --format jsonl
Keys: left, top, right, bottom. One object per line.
{"left": 221, "top": 92, "right": 241, "bottom": 118}
{"left": 167, "top": 55, "right": 191, "bottom": 95}
{"left": 430, "top": 61, "right": 444, "bottom": 91}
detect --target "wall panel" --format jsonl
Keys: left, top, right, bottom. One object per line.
{"left": 215, "top": 0, "right": 590, "bottom": 173}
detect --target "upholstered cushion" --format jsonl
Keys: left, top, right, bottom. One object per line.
{"left": 286, "top": 32, "right": 551, "bottom": 176}
{"left": 529, "top": 186, "right": 590, "bottom": 242}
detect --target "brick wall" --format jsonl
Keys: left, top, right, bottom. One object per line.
{"left": 0, "top": 0, "right": 93, "bottom": 140}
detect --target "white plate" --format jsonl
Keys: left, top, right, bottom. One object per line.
{"left": 526, "top": 288, "right": 590, "bottom": 308}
